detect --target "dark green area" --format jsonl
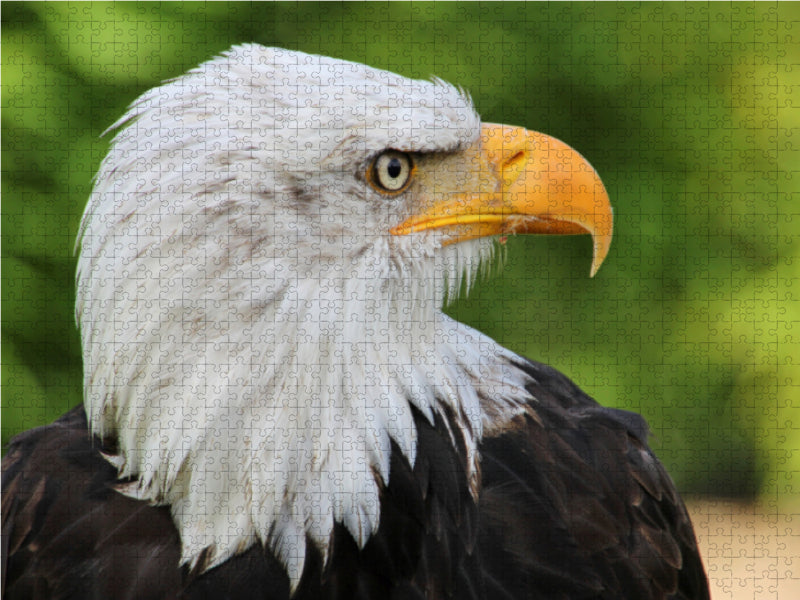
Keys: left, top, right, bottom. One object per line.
{"left": 3, "top": 2, "right": 798, "bottom": 502}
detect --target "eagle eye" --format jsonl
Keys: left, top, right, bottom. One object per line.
{"left": 368, "top": 151, "right": 414, "bottom": 194}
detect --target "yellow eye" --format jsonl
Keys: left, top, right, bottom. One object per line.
{"left": 368, "top": 151, "right": 414, "bottom": 194}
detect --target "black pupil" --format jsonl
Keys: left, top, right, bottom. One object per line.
{"left": 387, "top": 158, "right": 402, "bottom": 179}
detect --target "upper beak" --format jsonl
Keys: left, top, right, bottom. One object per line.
{"left": 389, "top": 124, "right": 613, "bottom": 277}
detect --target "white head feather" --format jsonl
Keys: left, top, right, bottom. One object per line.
{"left": 76, "top": 45, "right": 531, "bottom": 587}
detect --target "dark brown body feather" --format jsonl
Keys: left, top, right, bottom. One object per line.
{"left": 2, "top": 359, "right": 709, "bottom": 599}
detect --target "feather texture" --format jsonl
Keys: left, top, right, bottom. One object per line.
{"left": 2, "top": 360, "right": 708, "bottom": 599}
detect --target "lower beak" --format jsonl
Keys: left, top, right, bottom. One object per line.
{"left": 389, "top": 124, "right": 613, "bottom": 277}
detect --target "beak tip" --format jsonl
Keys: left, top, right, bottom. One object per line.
{"left": 589, "top": 230, "right": 612, "bottom": 278}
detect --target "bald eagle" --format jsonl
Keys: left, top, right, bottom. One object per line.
{"left": 2, "top": 45, "right": 709, "bottom": 599}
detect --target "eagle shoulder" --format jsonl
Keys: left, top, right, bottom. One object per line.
{"left": 2, "top": 408, "right": 185, "bottom": 599}
{"left": 476, "top": 359, "right": 710, "bottom": 600}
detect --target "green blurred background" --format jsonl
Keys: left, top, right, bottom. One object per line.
{"left": 3, "top": 2, "right": 798, "bottom": 505}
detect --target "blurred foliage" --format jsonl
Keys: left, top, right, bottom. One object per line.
{"left": 2, "top": 2, "right": 798, "bottom": 505}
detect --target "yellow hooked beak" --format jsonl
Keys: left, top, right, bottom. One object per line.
{"left": 389, "top": 124, "right": 613, "bottom": 276}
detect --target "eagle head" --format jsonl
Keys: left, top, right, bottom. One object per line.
{"left": 75, "top": 44, "right": 611, "bottom": 587}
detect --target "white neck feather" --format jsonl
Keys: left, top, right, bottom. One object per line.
{"left": 81, "top": 235, "right": 531, "bottom": 586}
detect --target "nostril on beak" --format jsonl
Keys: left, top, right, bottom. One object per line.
{"left": 501, "top": 150, "right": 527, "bottom": 186}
